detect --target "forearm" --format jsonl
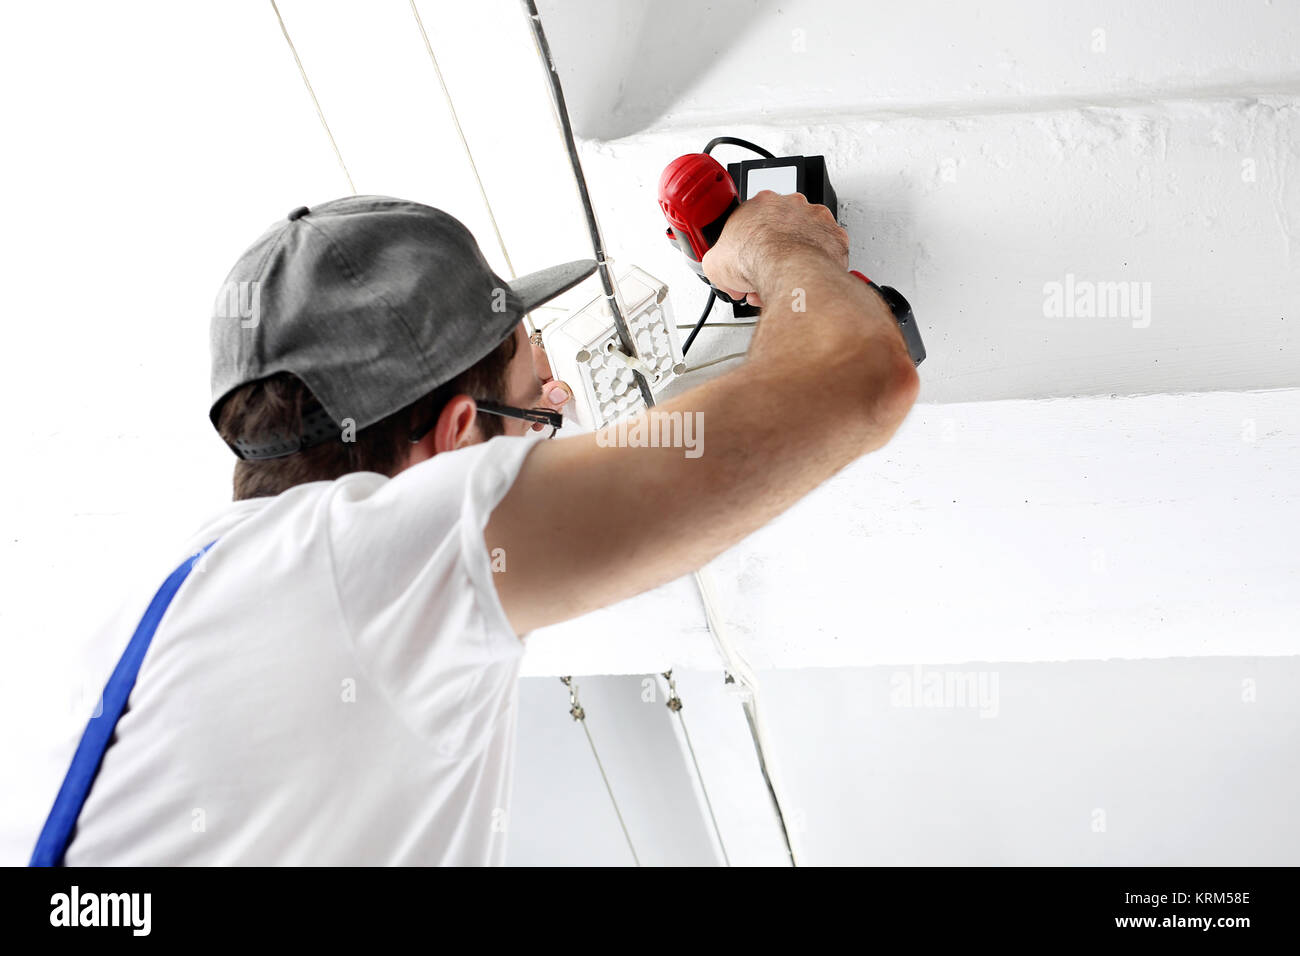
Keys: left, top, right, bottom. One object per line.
{"left": 486, "top": 256, "right": 918, "bottom": 634}
{"left": 744, "top": 246, "right": 919, "bottom": 449}
{"left": 636, "top": 256, "right": 919, "bottom": 567}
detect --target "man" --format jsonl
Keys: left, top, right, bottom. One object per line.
{"left": 45, "top": 191, "right": 917, "bottom": 865}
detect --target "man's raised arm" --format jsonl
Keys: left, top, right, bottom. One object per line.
{"left": 485, "top": 190, "right": 919, "bottom": 635}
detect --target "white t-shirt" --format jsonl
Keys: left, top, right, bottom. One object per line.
{"left": 60, "top": 434, "right": 540, "bottom": 866}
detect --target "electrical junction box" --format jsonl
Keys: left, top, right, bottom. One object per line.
{"left": 721, "top": 154, "right": 837, "bottom": 318}
{"left": 727, "top": 154, "right": 837, "bottom": 217}
{"left": 541, "top": 266, "right": 684, "bottom": 430}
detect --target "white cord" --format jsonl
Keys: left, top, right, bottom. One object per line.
{"left": 520, "top": 0, "right": 640, "bottom": 383}
{"left": 269, "top": 0, "right": 356, "bottom": 195}
{"left": 560, "top": 677, "right": 640, "bottom": 866}
{"left": 518, "top": 0, "right": 795, "bottom": 864}
{"left": 682, "top": 351, "right": 748, "bottom": 374}
{"left": 692, "top": 567, "right": 799, "bottom": 866}
{"left": 608, "top": 347, "right": 657, "bottom": 379}
{"left": 662, "top": 671, "right": 731, "bottom": 866}
{"left": 409, "top": 1, "right": 535, "bottom": 335}
{"left": 579, "top": 720, "right": 641, "bottom": 866}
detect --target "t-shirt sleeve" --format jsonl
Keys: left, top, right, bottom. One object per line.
{"left": 324, "top": 434, "right": 542, "bottom": 755}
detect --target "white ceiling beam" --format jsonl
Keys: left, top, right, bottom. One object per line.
{"left": 521, "top": 388, "right": 1300, "bottom": 676}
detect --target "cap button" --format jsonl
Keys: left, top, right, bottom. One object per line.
{"left": 287, "top": 206, "right": 310, "bottom": 221}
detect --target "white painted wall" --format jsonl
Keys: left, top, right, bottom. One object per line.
{"left": 539, "top": 0, "right": 1300, "bottom": 137}
{"left": 574, "top": 105, "right": 1300, "bottom": 406}
{"left": 755, "top": 657, "right": 1300, "bottom": 866}
{"left": 536, "top": 1, "right": 1300, "bottom": 403}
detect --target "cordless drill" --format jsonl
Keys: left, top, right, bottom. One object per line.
{"left": 658, "top": 143, "right": 925, "bottom": 365}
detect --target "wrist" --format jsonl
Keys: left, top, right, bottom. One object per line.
{"left": 748, "top": 242, "right": 845, "bottom": 302}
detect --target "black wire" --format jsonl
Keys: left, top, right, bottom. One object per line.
{"left": 522, "top": 0, "right": 653, "bottom": 407}
{"left": 702, "top": 136, "right": 774, "bottom": 160}
{"left": 684, "top": 135, "right": 768, "bottom": 356}
{"left": 682, "top": 289, "right": 717, "bottom": 356}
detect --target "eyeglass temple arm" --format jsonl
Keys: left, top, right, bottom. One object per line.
{"left": 474, "top": 400, "right": 562, "bottom": 428}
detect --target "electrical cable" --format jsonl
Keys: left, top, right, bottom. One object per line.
{"left": 661, "top": 670, "right": 731, "bottom": 866}
{"left": 519, "top": 10, "right": 801, "bottom": 865}
{"left": 265, "top": 2, "right": 773, "bottom": 865}
{"left": 703, "top": 136, "right": 775, "bottom": 160}
{"left": 683, "top": 351, "right": 748, "bottom": 374}
{"left": 520, "top": 0, "right": 652, "bottom": 407}
{"left": 681, "top": 289, "right": 717, "bottom": 356}
{"left": 681, "top": 133, "right": 802, "bottom": 864}
{"left": 408, "top": 0, "right": 530, "bottom": 333}
{"left": 692, "top": 567, "right": 798, "bottom": 867}
{"left": 684, "top": 136, "right": 771, "bottom": 360}
{"left": 269, "top": 0, "right": 355, "bottom": 195}
{"left": 676, "top": 321, "right": 757, "bottom": 329}
{"left": 559, "top": 677, "right": 640, "bottom": 866}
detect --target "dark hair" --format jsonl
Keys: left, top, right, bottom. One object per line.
{"left": 215, "top": 333, "right": 516, "bottom": 500}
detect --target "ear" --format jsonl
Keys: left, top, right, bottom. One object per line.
{"left": 407, "top": 395, "right": 479, "bottom": 467}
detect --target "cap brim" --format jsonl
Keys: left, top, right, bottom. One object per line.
{"left": 508, "top": 259, "right": 598, "bottom": 313}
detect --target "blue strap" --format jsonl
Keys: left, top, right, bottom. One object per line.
{"left": 29, "top": 541, "right": 217, "bottom": 867}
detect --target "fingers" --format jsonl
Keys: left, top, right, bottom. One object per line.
{"left": 524, "top": 379, "right": 571, "bottom": 433}
{"left": 717, "top": 286, "right": 763, "bottom": 309}
{"left": 542, "top": 380, "right": 571, "bottom": 410}
{"left": 532, "top": 338, "right": 555, "bottom": 382}
{"left": 701, "top": 247, "right": 751, "bottom": 302}
{"left": 703, "top": 188, "right": 850, "bottom": 302}
{"left": 715, "top": 283, "right": 752, "bottom": 304}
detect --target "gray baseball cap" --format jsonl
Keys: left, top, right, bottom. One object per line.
{"left": 209, "top": 195, "right": 596, "bottom": 459}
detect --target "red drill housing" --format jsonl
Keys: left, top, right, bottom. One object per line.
{"left": 657, "top": 153, "right": 739, "bottom": 269}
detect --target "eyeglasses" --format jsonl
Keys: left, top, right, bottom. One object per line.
{"left": 474, "top": 400, "right": 562, "bottom": 439}
{"left": 409, "top": 399, "right": 562, "bottom": 445}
